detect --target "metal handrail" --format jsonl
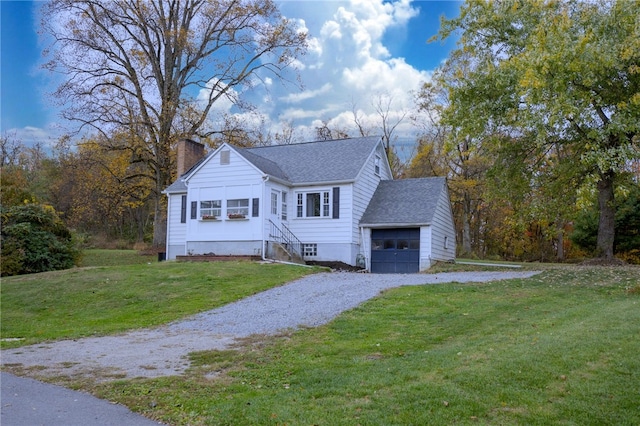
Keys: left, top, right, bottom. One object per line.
{"left": 268, "top": 219, "right": 303, "bottom": 259}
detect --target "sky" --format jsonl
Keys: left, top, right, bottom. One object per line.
{"left": 0, "top": 0, "right": 461, "bottom": 153}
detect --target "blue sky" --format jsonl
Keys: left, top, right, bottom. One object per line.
{"left": 1, "top": 0, "right": 460, "bottom": 148}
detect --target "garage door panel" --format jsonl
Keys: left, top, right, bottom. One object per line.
{"left": 371, "top": 228, "right": 420, "bottom": 273}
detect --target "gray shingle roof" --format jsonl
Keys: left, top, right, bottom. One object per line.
{"left": 237, "top": 136, "right": 382, "bottom": 184}
{"left": 163, "top": 178, "right": 187, "bottom": 193}
{"left": 359, "top": 177, "right": 447, "bottom": 226}
{"left": 163, "top": 136, "right": 383, "bottom": 192}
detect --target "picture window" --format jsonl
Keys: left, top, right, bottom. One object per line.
{"left": 296, "top": 190, "right": 331, "bottom": 218}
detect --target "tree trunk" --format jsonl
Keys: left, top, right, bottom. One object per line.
{"left": 152, "top": 140, "right": 172, "bottom": 250}
{"left": 556, "top": 225, "right": 564, "bottom": 262}
{"left": 152, "top": 192, "right": 167, "bottom": 250}
{"left": 462, "top": 193, "right": 472, "bottom": 255}
{"left": 596, "top": 170, "right": 615, "bottom": 259}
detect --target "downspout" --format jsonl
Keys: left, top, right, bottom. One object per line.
{"left": 165, "top": 193, "right": 170, "bottom": 260}
{"left": 261, "top": 175, "right": 270, "bottom": 261}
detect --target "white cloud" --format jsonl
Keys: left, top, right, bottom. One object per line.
{"left": 264, "top": 0, "right": 429, "bottom": 141}
{"left": 197, "top": 78, "right": 237, "bottom": 114}
{"left": 280, "top": 83, "right": 333, "bottom": 104}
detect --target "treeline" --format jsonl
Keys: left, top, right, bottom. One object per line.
{"left": 2, "top": 0, "right": 638, "bottom": 271}
{"left": 2, "top": 124, "right": 638, "bottom": 267}
{"left": 1, "top": 135, "right": 157, "bottom": 247}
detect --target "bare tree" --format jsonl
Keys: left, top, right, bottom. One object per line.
{"left": 372, "top": 93, "right": 406, "bottom": 155}
{"left": 41, "top": 0, "right": 307, "bottom": 247}
{"left": 274, "top": 119, "right": 298, "bottom": 145}
{"left": 0, "top": 133, "right": 22, "bottom": 167}
{"left": 315, "top": 120, "right": 350, "bottom": 141}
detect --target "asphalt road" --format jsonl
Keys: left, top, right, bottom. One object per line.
{"left": 1, "top": 372, "right": 163, "bottom": 426}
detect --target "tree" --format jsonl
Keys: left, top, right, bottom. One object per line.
{"left": 410, "top": 55, "right": 492, "bottom": 257}
{"left": 60, "top": 136, "right": 153, "bottom": 241}
{"left": 436, "top": 0, "right": 640, "bottom": 260}
{"left": 41, "top": 0, "right": 307, "bottom": 247}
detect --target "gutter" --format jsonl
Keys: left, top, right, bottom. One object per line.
{"left": 359, "top": 222, "right": 432, "bottom": 228}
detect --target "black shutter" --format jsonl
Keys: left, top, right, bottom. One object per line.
{"left": 332, "top": 187, "right": 340, "bottom": 219}
{"left": 252, "top": 198, "right": 259, "bottom": 217}
{"left": 190, "top": 201, "right": 197, "bottom": 219}
{"left": 180, "top": 195, "right": 187, "bottom": 223}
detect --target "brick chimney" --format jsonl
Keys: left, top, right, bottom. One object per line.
{"left": 176, "top": 138, "right": 205, "bottom": 176}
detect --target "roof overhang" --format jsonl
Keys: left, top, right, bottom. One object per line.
{"left": 359, "top": 222, "right": 432, "bottom": 228}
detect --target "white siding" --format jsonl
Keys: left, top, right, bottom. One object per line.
{"left": 429, "top": 185, "right": 456, "bottom": 262}
{"left": 183, "top": 148, "right": 265, "bottom": 254}
{"left": 420, "top": 225, "right": 433, "bottom": 270}
{"left": 287, "top": 184, "right": 352, "bottom": 244}
{"left": 360, "top": 227, "right": 372, "bottom": 270}
{"left": 352, "top": 143, "right": 393, "bottom": 243}
{"left": 166, "top": 193, "right": 187, "bottom": 259}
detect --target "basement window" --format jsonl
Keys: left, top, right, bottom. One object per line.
{"left": 303, "top": 243, "right": 317, "bottom": 257}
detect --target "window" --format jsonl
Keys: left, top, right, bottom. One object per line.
{"left": 227, "top": 199, "right": 249, "bottom": 217}
{"left": 200, "top": 200, "right": 221, "bottom": 219}
{"left": 281, "top": 192, "right": 288, "bottom": 220}
{"left": 323, "top": 192, "right": 330, "bottom": 217}
{"left": 303, "top": 243, "right": 317, "bottom": 257}
{"left": 374, "top": 155, "right": 381, "bottom": 175}
{"left": 271, "top": 192, "right": 278, "bottom": 215}
{"left": 296, "top": 190, "right": 331, "bottom": 218}
{"left": 307, "top": 193, "right": 321, "bottom": 217}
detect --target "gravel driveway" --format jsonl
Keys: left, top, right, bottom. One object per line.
{"left": 1, "top": 270, "right": 539, "bottom": 381}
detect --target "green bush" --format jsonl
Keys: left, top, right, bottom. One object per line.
{"left": 1, "top": 203, "right": 80, "bottom": 276}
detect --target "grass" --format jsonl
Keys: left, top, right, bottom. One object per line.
{"left": 2, "top": 253, "right": 639, "bottom": 425}
{"left": 78, "top": 249, "right": 158, "bottom": 267}
{"left": 0, "top": 250, "right": 320, "bottom": 348}
{"left": 89, "top": 266, "right": 640, "bottom": 426}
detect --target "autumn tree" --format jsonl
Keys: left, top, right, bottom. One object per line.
{"left": 435, "top": 0, "right": 640, "bottom": 260}
{"left": 41, "top": 0, "right": 307, "bottom": 247}
{"left": 409, "top": 54, "right": 492, "bottom": 257}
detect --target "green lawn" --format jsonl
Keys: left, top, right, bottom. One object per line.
{"left": 2, "top": 254, "right": 639, "bottom": 425}
{"left": 92, "top": 266, "right": 640, "bottom": 426}
{"left": 0, "top": 250, "right": 319, "bottom": 348}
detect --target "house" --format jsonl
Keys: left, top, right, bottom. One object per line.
{"left": 163, "top": 136, "right": 456, "bottom": 273}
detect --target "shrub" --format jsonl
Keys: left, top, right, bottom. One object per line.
{"left": 1, "top": 203, "right": 80, "bottom": 276}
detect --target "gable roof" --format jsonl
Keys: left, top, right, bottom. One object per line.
{"left": 236, "top": 136, "right": 383, "bottom": 184}
{"left": 359, "top": 177, "right": 447, "bottom": 226}
{"left": 163, "top": 136, "right": 384, "bottom": 193}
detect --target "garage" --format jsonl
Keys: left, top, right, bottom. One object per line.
{"left": 370, "top": 228, "right": 420, "bottom": 273}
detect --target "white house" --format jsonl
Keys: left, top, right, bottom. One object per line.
{"left": 163, "top": 136, "right": 456, "bottom": 273}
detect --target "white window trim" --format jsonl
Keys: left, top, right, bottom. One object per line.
{"left": 200, "top": 200, "right": 221, "bottom": 219}
{"left": 295, "top": 189, "right": 332, "bottom": 218}
{"left": 281, "top": 191, "right": 288, "bottom": 221}
{"left": 227, "top": 198, "right": 249, "bottom": 218}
